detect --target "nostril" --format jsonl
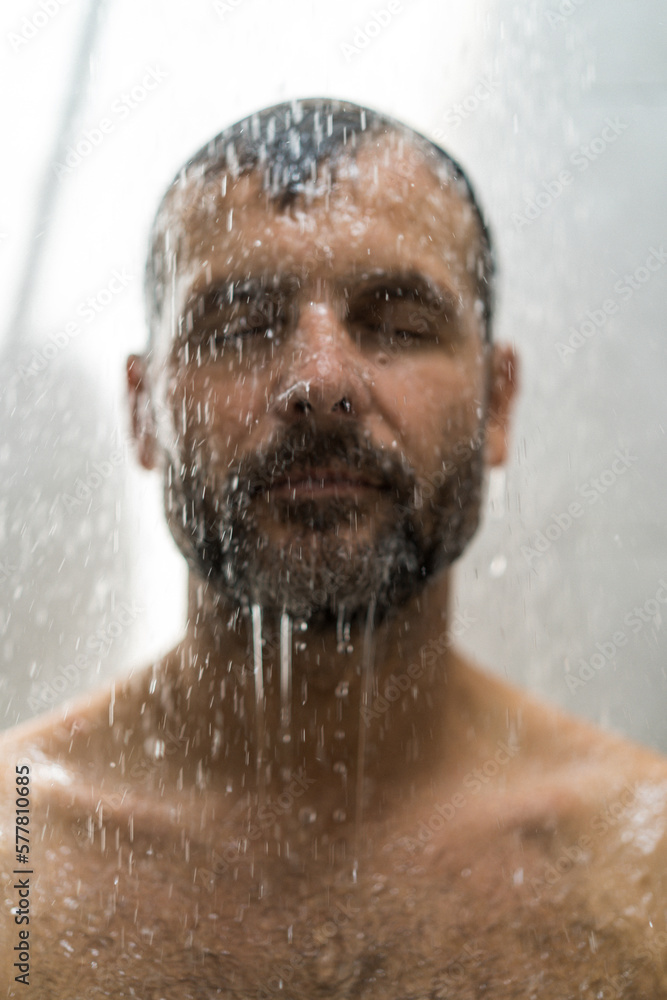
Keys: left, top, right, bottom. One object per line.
{"left": 333, "top": 397, "right": 352, "bottom": 414}
{"left": 295, "top": 399, "right": 313, "bottom": 414}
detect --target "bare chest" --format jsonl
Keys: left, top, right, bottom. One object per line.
{"left": 23, "top": 822, "right": 660, "bottom": 1000}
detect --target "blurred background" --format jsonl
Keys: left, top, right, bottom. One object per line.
{"left": 1, "top": 0, "right": 665, "bottom": 750}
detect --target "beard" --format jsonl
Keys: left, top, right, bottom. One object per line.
{"left": 163, "top": 421, "right": 486, "bottom": 627}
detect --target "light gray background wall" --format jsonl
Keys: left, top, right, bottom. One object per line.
{"left": 1, "top": 0, "right": 665, "bottom": 750}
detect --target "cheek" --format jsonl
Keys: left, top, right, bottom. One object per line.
{"left": 169, "top": 367, "right": 273, "bottom": 454}
{"left": 379, "top": 359, "right": 482, "bottom": 466}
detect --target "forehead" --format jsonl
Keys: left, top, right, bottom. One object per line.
{"left": 162, "top": 133, "right": 482, "bottom": 296}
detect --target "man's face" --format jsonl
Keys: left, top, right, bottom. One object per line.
{"left": 140, "top": 134, "right": 503, "bottom": 625}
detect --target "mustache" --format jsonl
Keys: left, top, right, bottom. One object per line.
{"left": 224, "top": 423, "right": 416, "bottom": 501}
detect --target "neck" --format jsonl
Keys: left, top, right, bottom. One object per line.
{"left": 156, "top": 571, "right": 467, "bottom": 849}
{"left": 171, "top": 572, "right": 458, "bottom": 767}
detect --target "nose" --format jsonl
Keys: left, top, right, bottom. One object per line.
{"left": 272, "top": 301, "right": 372, "bottom": 422}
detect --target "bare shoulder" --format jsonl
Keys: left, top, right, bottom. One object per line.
{"left": 527, "top": 730, "right": 667, "bottom": 992}
{"left": 456, "top": 648, "right": 667, "bottom": 779}
{"left": 430, "top": 655, "right": 667, "bottom": 992}
{"left": 0, "top": 657, "right": 164, "bottom": 771}
{"left": 450, "top": 654, "right": 667, "bottom": 864}
{"left": 495, "top": 661, "right": 667, "bottom": 964}
{"left": 0, "top": 680, "right": 155, "bottom": 999}
{"left": 0, "top": 689, "right": 114, "bottom": 852}
{"left": 0, "top": 673, "right": 152, "bottom": 863}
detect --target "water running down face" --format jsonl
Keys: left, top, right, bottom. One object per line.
{"left": 146, "top": 130, "right": 498, "bottom": 628}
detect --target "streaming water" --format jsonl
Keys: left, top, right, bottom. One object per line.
{"left": 352, "top": 596, "right": 377, "bottom": 884}
{"left": 251, "top": 602, "right": 266, "bottom": 808}
{"left": 249, "top": 597, "right": 377, "bottom": 886}
{"left": 279, "top": 609, "right": 294, "bottom": 779}
{"left": 336, "top": 604, "right": 351, "bottom": 653}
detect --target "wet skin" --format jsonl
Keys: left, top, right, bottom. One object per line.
{"left": 3, "top": 134, "right": 667, "bottom": 998}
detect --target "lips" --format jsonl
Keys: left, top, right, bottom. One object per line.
{"left": 268, "top": 466, "right": 388, "bottom": 494}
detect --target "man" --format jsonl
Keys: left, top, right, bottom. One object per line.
{"left": 2, "top": 97, "right": 667, "bottom": 998}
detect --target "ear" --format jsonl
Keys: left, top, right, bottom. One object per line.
{"left": 126, "top": 354, "right": 159, "bottom": 470}
{"left": 484, "top": 343, "right": 520, "bottom": 467}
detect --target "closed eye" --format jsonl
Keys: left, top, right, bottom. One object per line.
{"left": 346, "top": 289, "right": 455, "bottom": 349}
{"left": 179, "top": 290, "right": 291, "bottom": 359}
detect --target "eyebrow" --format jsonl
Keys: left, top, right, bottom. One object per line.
{"left": 344, "top": 269, "right": 460, "bottom": 312}
{"left": 182, "top": 273, "right": 299, "bottom": 318}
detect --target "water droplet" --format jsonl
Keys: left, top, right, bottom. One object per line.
{"left": 333, "top": 809, "right": 347, "bottom": 823}
{"left": 335, "top": 680, "right": 349, "bottom": 698}
{"left": 489, "top": 554, "right": 507, "bottom": 578}
{"left": 333, "top": 761, "right": 347, "bottom": 774}
{"left": 336, "top": 606, "right": 351, "bottom": 652}
{"left": 299, "top": 807, "right": 317, "bottom": 826}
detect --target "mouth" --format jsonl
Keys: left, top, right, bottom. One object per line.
{"left": 266, "top": 466, "right": 389, "bottom": 499}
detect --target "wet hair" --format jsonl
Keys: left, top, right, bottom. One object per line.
{"left": 144, "top": 97, "right": 496, "bottom": 345}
